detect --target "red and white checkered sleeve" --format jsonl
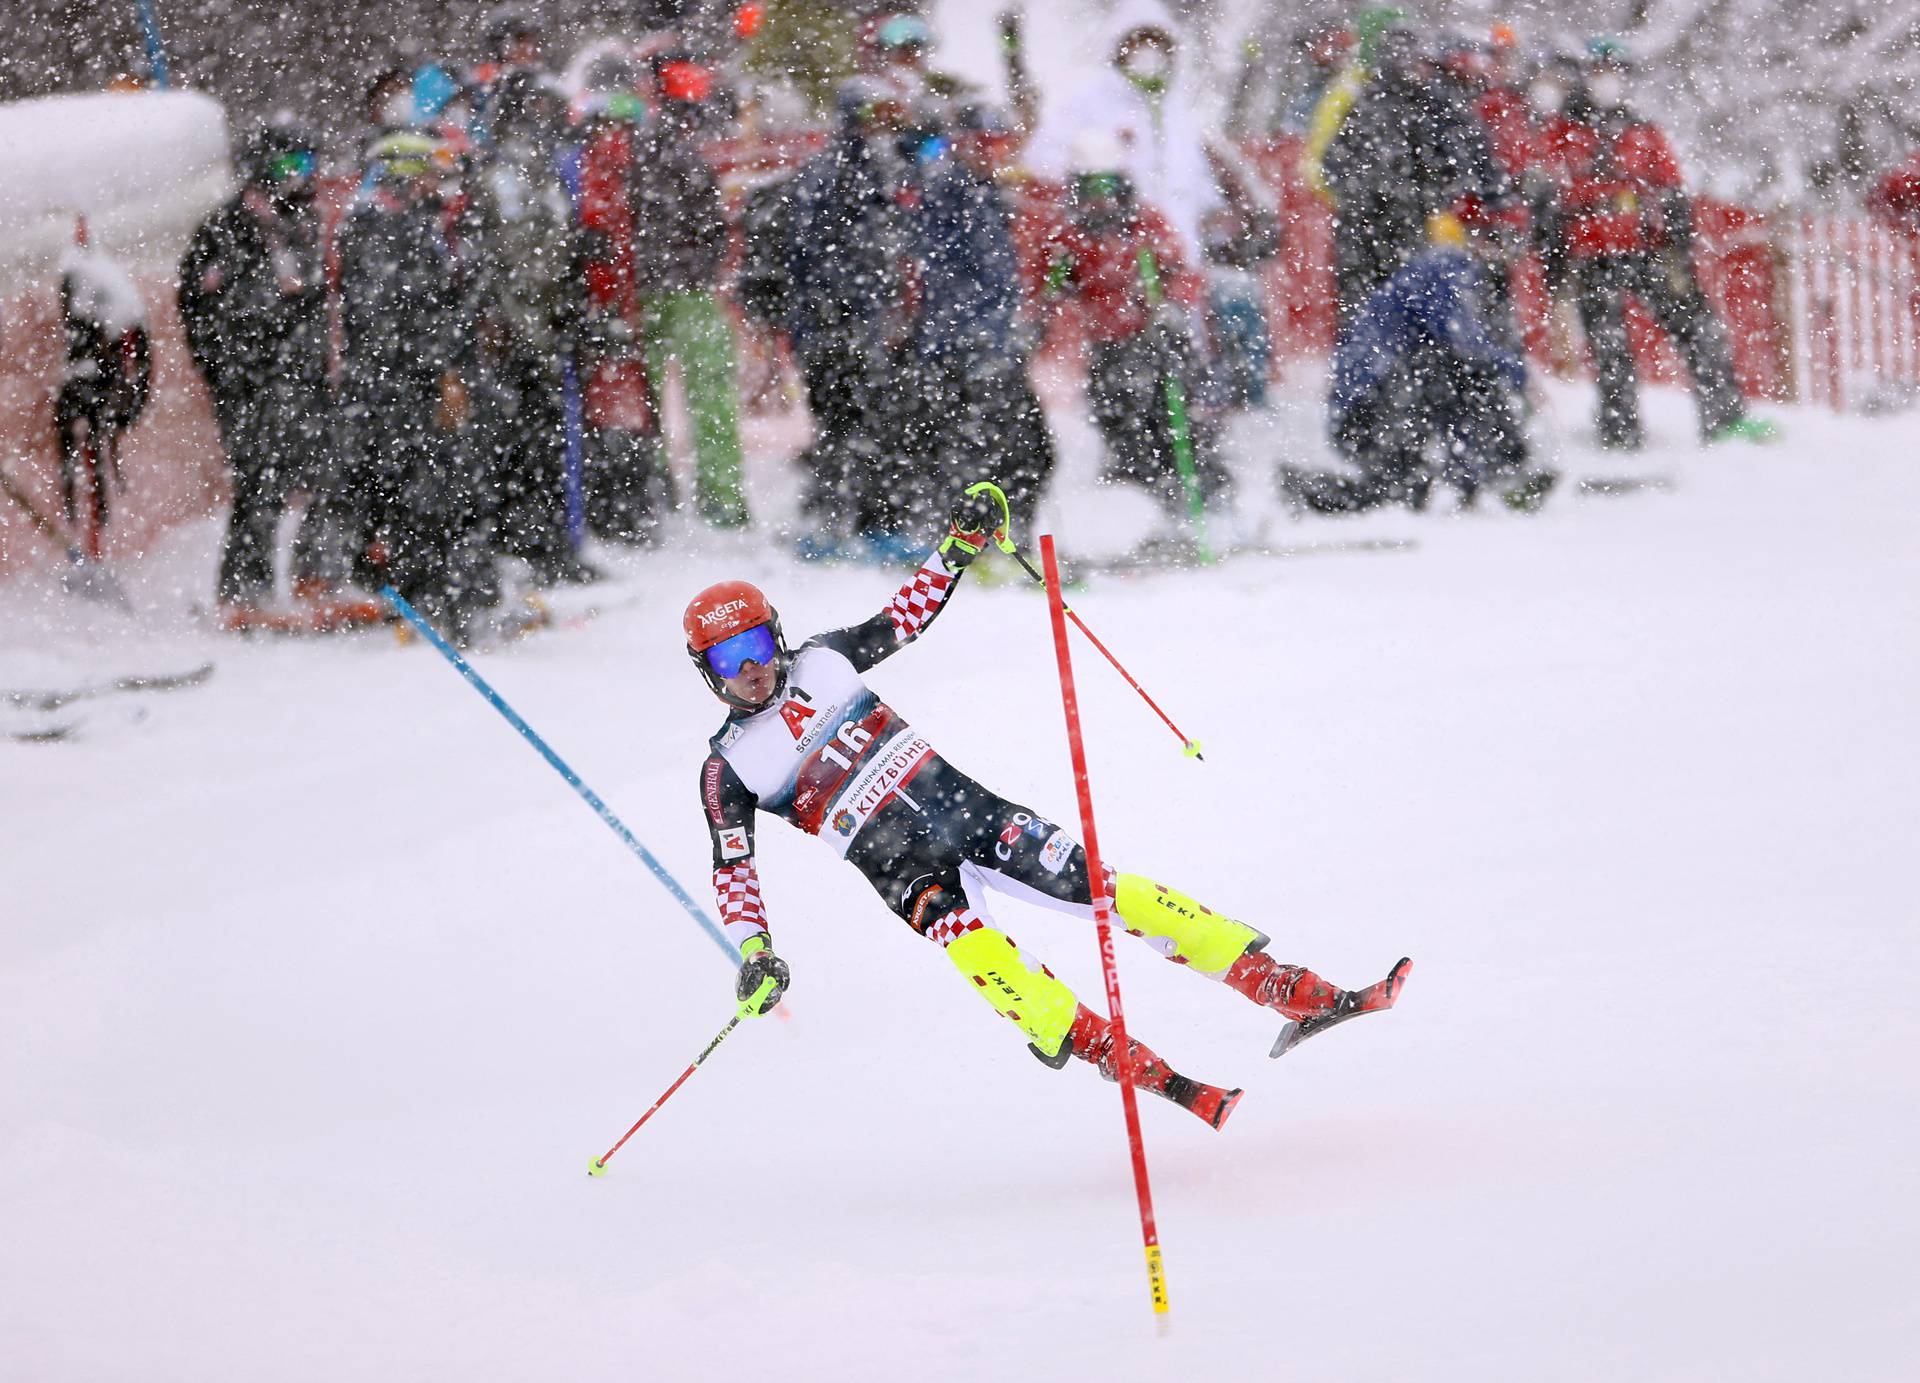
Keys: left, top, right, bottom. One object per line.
{"left": 713, "top": 861, "right": 768, "bottom": 951}
{"left": 886, "top": 551, "right": 959, "bottom": 643}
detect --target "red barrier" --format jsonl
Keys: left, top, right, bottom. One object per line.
{"left": 1788, "top": 214, "right": 1920, "bottom": 411}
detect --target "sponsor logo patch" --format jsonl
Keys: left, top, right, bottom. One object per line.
{"left": 717, "top": 825, "right": 751, "bottom": 860}
{"left": 697, "top": 599, "right": 749, "bottom": 627}
{"left": 1039, "top": 829, "right": 1076, "bottom": 875}
{"left": 908, "top": 882, "right": 944, "bottom": 933}
{"left": 832, "top": 809, "right": 857, "bottom": 836}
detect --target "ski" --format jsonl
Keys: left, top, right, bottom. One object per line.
{"left": 1059, "top": 536, "right": 1418, "bottom": 579}
{"left": 1270, "top": 957, "right": 1412, "bottom": 1058}
{"left": 1, "top": 661, "right": 215, "bottom": 715}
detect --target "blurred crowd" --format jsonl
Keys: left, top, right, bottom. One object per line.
{"left": 1275, "top": 9, "right": 1777, "bottom": 513}
{"left": 42, "top": 3, "right": 1816, "bottom": 641}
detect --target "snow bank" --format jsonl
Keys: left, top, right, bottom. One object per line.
{"left": 0, "top": 90, "right": 231, "bottom": 295}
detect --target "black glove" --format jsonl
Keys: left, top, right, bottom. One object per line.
{"left": 736, "top": 939, "right": 790, "bottom": 1017}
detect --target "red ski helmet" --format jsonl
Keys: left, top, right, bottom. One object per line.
{"left": 684, "top": 580, "right": 789, "bottom": 708}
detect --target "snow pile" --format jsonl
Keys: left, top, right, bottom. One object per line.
{"left": 0, "top": 90, "right": 231, "bottom": 295}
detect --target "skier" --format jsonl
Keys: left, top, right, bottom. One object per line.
{"left": 685, "top": 485, "right": 1410, "bottom": 1127}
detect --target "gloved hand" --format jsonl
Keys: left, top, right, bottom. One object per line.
{"left": 736, "top": 935, "right": 790, "bottom": 1017}
{"left": 939, "top": 480, "right": 1013, "bottom": 568}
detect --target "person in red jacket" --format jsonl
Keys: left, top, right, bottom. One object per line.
{"left": 1542, "top": 42, "right": 1770, "bottom": 449}
{"left": 1868, "top": 151, "right": 1920, "bottom": 235}
{"left": 1039, "top": 156, "right": 1230, "bottom": 526}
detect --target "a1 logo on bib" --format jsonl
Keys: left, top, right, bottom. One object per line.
{"left": 779, "top": 690, "right": 817, "bottom": 739}
{"left": 717, "top": 825, "right": 751, "bottom": 859}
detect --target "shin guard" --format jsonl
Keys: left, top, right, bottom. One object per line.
{"left": 1112, "top": 873, "right": 1267, "bottom": 976}
{"left": 944, "top": 925, "right": 1081, "bottom": 1062}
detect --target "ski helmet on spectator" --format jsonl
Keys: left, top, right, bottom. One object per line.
{"left": 685, "top": 582, "right": 790, "bottom": 708}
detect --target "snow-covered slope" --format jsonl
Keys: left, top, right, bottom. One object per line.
{"left": 2, "top": 384, "right": 1916, "bottom": 1380}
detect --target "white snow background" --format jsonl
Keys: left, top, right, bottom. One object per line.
{"left": 3, "top": 370, "right": 1917, "bottom": 1380}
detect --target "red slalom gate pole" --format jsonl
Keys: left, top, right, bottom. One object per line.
{"left": 1038, "top": 533, "right": 1170, "bottom": 1323}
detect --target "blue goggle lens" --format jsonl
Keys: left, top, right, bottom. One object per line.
{"left": 704, "top": 623, "right": 779, "bottom": 680}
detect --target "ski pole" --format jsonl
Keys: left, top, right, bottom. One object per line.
{"left": 992, "top": 532, "right": 1204, "bottom": 761}
{"left": 381, "top": 586, "right": 741, "bottom": 969}
{"left": 1134, "top": 247, "right": 1213, "bottom": 563}
{"left": 0, "top": 466, "right": 130, "bottom": 607}
{"left": 588, "top": 994, "right": 763, "bottom": 1176}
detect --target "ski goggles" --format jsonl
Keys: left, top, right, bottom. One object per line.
{"left": 268, "top": 150, "right": 317, "bottom": 183}
{"left": 1073, "top": 171, "right": 1127, "bottom": 201}
{"left": 703, "top": 623, "right": 780, "bottom": 680}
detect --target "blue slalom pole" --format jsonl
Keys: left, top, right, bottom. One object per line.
{"left": 134, "top": 0, "right": 170, "bottom": 87}
{"left": 381, "top": 586, "right": 738, "bottom": 968}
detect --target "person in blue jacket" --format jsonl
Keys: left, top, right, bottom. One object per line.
{"left": 892, "top": 102, "right": 1056, "bottom": 549}
{"left": 1283, "top": 216, "right": 1555, "bottom": 513}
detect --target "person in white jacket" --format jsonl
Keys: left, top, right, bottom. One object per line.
{"left": 1026, "top": 0, "right": 1225, "bottom": 264}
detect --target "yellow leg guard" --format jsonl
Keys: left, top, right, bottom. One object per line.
{"left": 945, "top": 927, "right": 1080, "bottom": 1060}
{"left": 1113, "top": 873, "right": 1266, "bottom": 976}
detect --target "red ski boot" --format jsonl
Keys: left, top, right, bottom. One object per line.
{"left": 1223, "top": 951, "right": 1343, "bottom": 1020}
{"left": 1269, "top": 957, "right": 1413, "bottom": 1058}
{"left": 1063, "top": 1005, "right": 1243, "bottom": 1130}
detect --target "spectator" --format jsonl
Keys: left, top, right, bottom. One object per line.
{"left": 337, "top": 133, "right": 498, "bottom": 642}
{"left": 896, "top": 101, "right": 1056, "bottom": 544}
{"left": 180, "top": 121, "right": 360, "bottom": 628}
{"left": 631, "top": 51, "right": 751, "bottom": 528}
{"left": 1041, "top": 150, "right": 1229, "bottom": 525}
{"left": 1320, "top": 25, "right": 1505, "bottom": 328}
{"left": 1867, "top": 149, "right": 1920, "bottom": 234}
{"left": 469, "top": 5, "right": 549, "bottom": 146}
{"left": 574, "top": 83, "right": 672, "bottom": 543}
{"left": 466, "top": 68, "right": 598, "bottom": 584}
{"left": 773, "top": 78, "right": 914, "bottom": 554}
{"left": 1282, "top": 215, "right": 1551, "bottom": 514}
{"left": 1027, "top": 0, "right": 1225, "bottom": 266}
{"left": 56, "top": 216, "right": 149, "bottom": 542}
{"left": 1543, "top": 41, "right": 1772, "bottom": 448}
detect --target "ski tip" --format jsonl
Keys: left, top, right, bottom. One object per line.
{"left": 1211, "top": 1087, "right": 1245, "bottom": 1131}
{"left": 587, "top": 1158, "right": 608, "bottom": 1178}
{"left": 1268, "top": 1021, "right": 1300, "bottom": 1059}
{"left": 1385, "top": 956, "right": 1413, "bottom": 1005}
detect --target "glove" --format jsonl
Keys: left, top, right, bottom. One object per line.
{"left": 736, "top": 935, "right": 790, "bottom": 1017}
{"left": 939, "top": 480, "right": 1013, "bottom": 569}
